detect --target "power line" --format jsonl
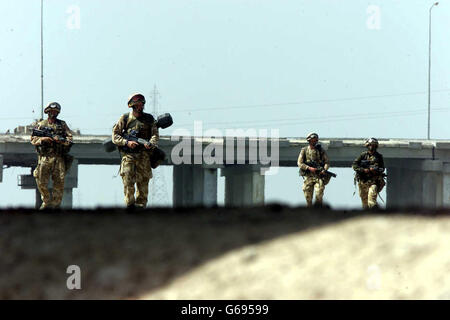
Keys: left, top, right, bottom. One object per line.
{"left": 40, "top": 0, "right": 44, "bottom": 120}
{"left": 174, "top": 107, "right": 450, "bottom": 128}
{"left": 230, "top": 109, "right": 449, "bottom": 128}
{"left": 167, "top": 89, "right": 450, "bottom": 112}
{"left": 3, "top": 87, "right": 445, "bottom": 121}
{"left": 12, "top": 107, "right": 447, "bottom": 132}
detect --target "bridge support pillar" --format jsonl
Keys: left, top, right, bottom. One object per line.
{"left": 443, "top": 163, "right": 450, "bottom": 207}
{"left": 173, "top": 165, "right": 217, "bottom": 207}
{"left": 221, "top": 165, "right": 265, "bottom": 207}
{"left": 0, "top": 154, "right": 3, "bottom": 183}
{"left": 19, "top": 159, "right": 78, "bottom": 209}
{"left": 387, "top": 168, "right": 423, "bottom": 208}
{"left": 387, "top": 160, "right": 446, "bottom": 209}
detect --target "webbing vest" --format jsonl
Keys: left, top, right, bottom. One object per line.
{"left": 119, "top": 112, "right": 155, "bottom": 153}
{"left": 35, "top": 119, "right": 70, "bottom": 156}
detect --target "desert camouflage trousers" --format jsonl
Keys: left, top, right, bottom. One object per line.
{"left": 120, "top": 151, "right": 153, "bottom": 207}
{"left": 302, "top": 175, "right": 326, "bottom": 207}
{"left": 358, "top": 181, "right": 379, "bottom": 209}
{"left": 33, "top": 155, "right": 66, "bottom": 209}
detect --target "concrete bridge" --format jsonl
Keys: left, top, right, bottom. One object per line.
{"left": 1, "top": 134, "right": 450, "bottom": 208}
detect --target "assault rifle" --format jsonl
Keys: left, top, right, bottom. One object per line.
{"left": 360, "top": 160, "right": 385, "bottom": 175}
{"left": 122, "top": 130, "right": 154, "bottom": 152}
{"left": 120, "top": 130, "right": 167, "bottom": 169}
{"left": 103, "top": 113, "right": 173, "bottom": 153}
{"left": 32, "top": 127, "right": 74, "bottom": 170}
{"left": 304, "top": 160, "right": 337, "bottom": 178}
{"left": 32, "top": 127, "right": 69, "bottom": 143}
{"left": 120, "top": 130, "right": 166, "bottom": 169}
{"left": 358, "top": 160, "right": 387, "bottom": 194}
{"left": 103, "top": 113, "right": 173, "bottom": 169}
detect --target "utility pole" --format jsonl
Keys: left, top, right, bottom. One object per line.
{"left": 40, "top": 0, "right": 44, "bottom": 120}
{"left": 149, "top": 85, "right": 170, "bottom": 206}
{"left": 428, "top": 2, "right": 439, "bottom": 140}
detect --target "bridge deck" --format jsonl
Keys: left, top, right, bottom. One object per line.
{"left": 1, "top": 134, "right": 449, "bottom": 168}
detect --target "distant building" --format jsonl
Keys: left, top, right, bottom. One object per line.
{"left": 13, "top": 121, "right": 80, "bottom": 135}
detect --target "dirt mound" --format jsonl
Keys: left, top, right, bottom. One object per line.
{"left": 0, "top": 206, "right": 449, "bottom": 299}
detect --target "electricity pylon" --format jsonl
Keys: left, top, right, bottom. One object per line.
{"left": 149, "top": 85, "right": 170, "bottom": 207}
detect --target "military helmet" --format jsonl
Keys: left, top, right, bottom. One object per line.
{"left": 365, "top": 137, "right": 379, "bottom": 147}
{"left": 44, "top": 102, "right": 61, "bottom": 114}
{"left": 128, "top": 93, "right": 146, "bottom": 108}
{"left": 306, "top": 132, "right": 319, "bottom": 141}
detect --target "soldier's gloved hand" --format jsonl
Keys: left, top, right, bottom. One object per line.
{"left": 127, "top": 141, "right": 139, "bottom": 149}
{"left": 308, "top": 167, "right": 317, "bottom": 173}
{"left": 319, "top": 170, "right": 326, "bottom": 176}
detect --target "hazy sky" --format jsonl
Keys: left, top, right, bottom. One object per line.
{"left": 1, "top": 0, "right": 449, "bottom": 208}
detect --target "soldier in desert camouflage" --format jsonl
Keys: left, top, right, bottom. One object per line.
{"left": 352, "top": 138, "right": 386, "bottom": 209}
{"left": 297, "top": 132, "right": 331, "bottom": 207}
{"left": 112, "top": 93, "right": 159, "bottom": 208}
{"left": 30, "top": 102, "right": 73, "bottom": 210}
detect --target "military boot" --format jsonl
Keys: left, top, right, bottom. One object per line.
{"left": 39, "top": 202, "right": 51, "bottom": 210}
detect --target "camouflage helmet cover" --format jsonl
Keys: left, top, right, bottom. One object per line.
{"left": 306, "top": 132, "right": 319, "bottom": 141}
{"left": 128, "top": 93, "right": 146, "bottom": 108}
{"left": 365, "top": 137, "right": 379, "bottom": 147}
{"left": 44, "top": 102, "right": 61, "bottom": 114}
